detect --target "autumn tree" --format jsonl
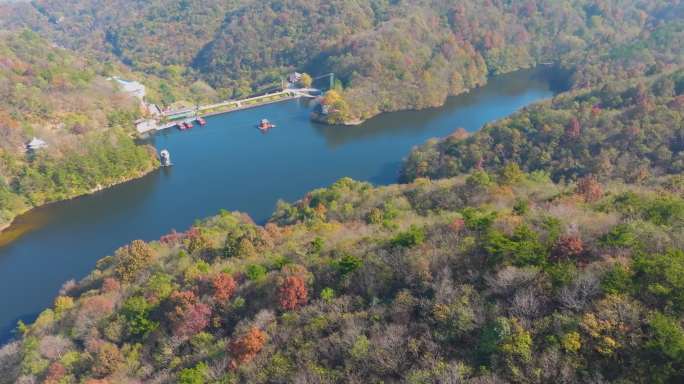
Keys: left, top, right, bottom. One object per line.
{"left": 576, "top": 175, "right": 604, "bottom": 202}
{"left": 167, "top": 291, "right": 212, "bottom": 338}
{"left": 186, "top": 228, "right": 209, "bottom": 255}
{"left": 229, "top": 327, "right": 266, "bottom": 369}
{"left": 565, "top": 116, "right": 582, "bottom": 139}
{"left": 448, "top": 127, "right": 469, "bottom": 142}
{"left": 92, "top": 342, "right": 123, "bottom": 378}
{"left": 212, "top": 272, "right": 237, "bottom": 302}
{"left": 551, "top": 235, "right": 585, "bottom": 262}
{"left": 114, "top": 240, "right": 154, "bottom": 282}
{"left": 101, "top": 277, "right": 120, "bottom": 294}
{"left": 44, "top": 362, "right": 66, "bottom": 384}
{"left": 322, "top": 89, "right": 342, "bottom": 106}
{"left": 277, "top": 275, "right": 308, "bottom": 311}
{"left": 299, "top": 73, "right": 313, "bottom": 88}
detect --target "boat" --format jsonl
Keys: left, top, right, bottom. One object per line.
{"left": 258, "top": 119, "right": 276, "bottom": 130}
{"left": 183, "top": 121, "right": 193, "bottom": 129}
{"left": 196, "top": 116, "right": 206, "bottom": 126}
{"left": 159, "top": 149, "right": 172, "bottom": 166}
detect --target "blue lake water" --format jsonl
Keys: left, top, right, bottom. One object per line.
{"left": 0, "top": 68, "right": 561, "bottom": 343}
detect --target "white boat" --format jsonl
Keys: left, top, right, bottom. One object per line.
{"left": 159, "top": 149, "right": 172, "bottom": 167}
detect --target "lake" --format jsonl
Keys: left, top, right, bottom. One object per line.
{"left": 0, "top": 68, "right": 563, "bottom": 343}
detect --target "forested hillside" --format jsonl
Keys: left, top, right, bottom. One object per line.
{"left": 1, "top": 1, "right": 684, "bottom": 383}
{"left": 2, "top": 171, "right": 684, "bottom": 383}
{"left": 4, "top": 0, "right": 683, "bottom": 122}
{"left": 0, "top": 31, "right": 158, "bottom": 228}
{"left": 402, "top": 70, "right": 684, "bottom": 183}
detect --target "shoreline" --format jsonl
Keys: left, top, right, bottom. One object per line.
{"left": 0, "top": 159, "right": 159, "bottom": 239}
{"left": 0, "top": 65, "right": 559, "bottom": 238}
{"left": 327, "top": 63, "right": 561, "bottom": 126}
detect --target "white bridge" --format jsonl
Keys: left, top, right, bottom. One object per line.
{"left": 136, "top": 88, "right": 322, "bottom": 134}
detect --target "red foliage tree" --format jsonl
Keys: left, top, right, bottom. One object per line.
{"left": 79, "top": 295, "right": 116, "bottom": 319}
{"left": 576, "top": 175, "right": 604, "bottom": 202}
{"left": 448, "top": 127, "right": 469, "bottom": 141}
{"left": 449, "top": 218, "right": 465, "bottom": 233}
{"left": 159, "top": 229, "right": 184, "bottom": 246}
{"left": 229, "top": 327, "right": 266, "bottom": 369}
{"left": 565, "top": 116, "right": 581, "bottom": 139}
{"left": 551, "top": 235, "right": 585, "bottom": 262}
{"left": 212, "top": 272, "right": 237, "bottom": 302}
{"left": 167, "top": 290, "right": 211, "bottom": 338}
{"left": 277, "top": 275, "right": 308, "bottom": 311}
{"left": 44, "top": 362, "right": 66, "bottom": 384}
{"left": 185, "top": 227, "right": 209, "bottom": 254}
{"left": 101, "top": 277, "right": 120, "bottom": 294}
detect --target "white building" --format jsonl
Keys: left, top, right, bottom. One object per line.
{"left": 288, "top": 72, "right": 303, "bottom": 84}
{"left": 27, "top": 137, "right": 48, "bottom": 151}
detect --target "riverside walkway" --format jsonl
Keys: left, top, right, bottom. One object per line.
{"left": 137, "top": 88, "right": 320, "bottom": 134}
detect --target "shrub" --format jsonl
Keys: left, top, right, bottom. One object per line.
{"left": 391, "top": 225, "right": 426, "bottom": 247}
{"left": 484, "top": 225, "right": 547, "bottom": 267}
{"left": 600, "top": 224, "right": 638, "bottom": 248}
{"left": 601, "top": 264, "right": 633, "bottom": 295}
{"left": 647, "top": 313, "right": 684, "bottom": 362}
{"left": 461, "top": 207, "right": 497, "bottom": 231}
{"left": 121, "top": 296, "right": 158, "bottom": 338}
{"left": 320, "top": 287, "right": 335, "bottom": 302}
{"left": 633, "top": 250, "right": 684, "bottom": 311}
{"left": 512, "top": 199, "right": 529, "bottom": 215}
{"left": 245, "top": 264, "right": 267, "bottom": 281}
{"left": 145, "top": 273, "right": 176, "bottom": 302}
{"left": 178, "top": 362, "right": 208, "bottom": 384}
{"left": 477, "top": 317, "right": 511, "bottom": 363}
{"left": 333, "top": 254, "right": 363, "bottom": 276}
{"left": 309, "top": 237, "right": 325, "bottom": 254}
{"left": 561, "top": 331, "right": 582, "bottom": 353}
{"left": 499, "top": 163, "right": 525, "bottom": 185}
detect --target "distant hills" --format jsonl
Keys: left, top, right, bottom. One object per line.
{"left": 3, "top": 1, "right": 682, "bottom": 123}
